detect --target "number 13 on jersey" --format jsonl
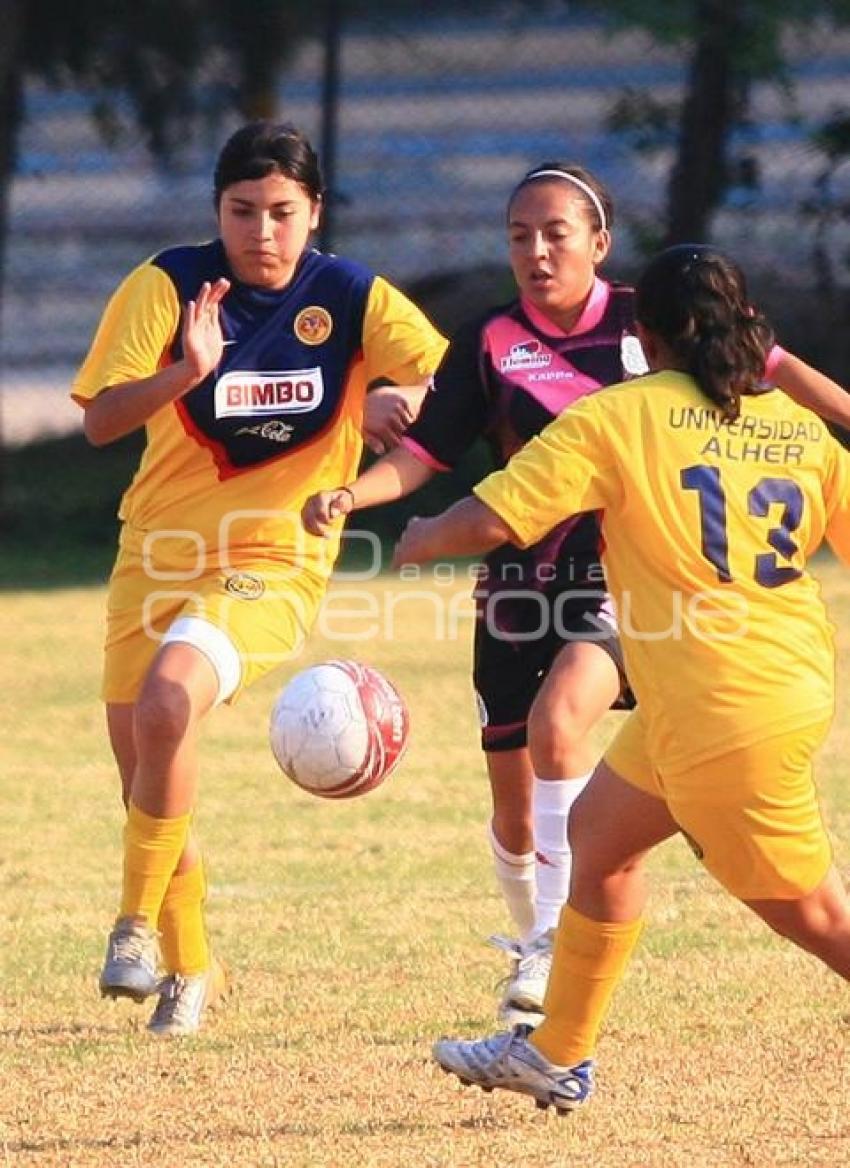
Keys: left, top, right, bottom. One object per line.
{"left": 680, "top": 465, "right": 803, "bottom": 588}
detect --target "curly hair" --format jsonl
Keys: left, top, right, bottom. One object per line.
{"left": 636, "top": 245, "right": 773, "bottom": 422}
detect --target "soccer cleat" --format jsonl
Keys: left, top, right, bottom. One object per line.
{"left": 99, "top": 918, "right": 161, "bottom": 1002}
{"left": 147, "top": 957, "right": 229, "bottom": 1037}
{"left": 490, "top": 930, "right": 554, "bottom": 1024}
{"left": 433, "top": 1024, "right": 594, "bottom": 1114}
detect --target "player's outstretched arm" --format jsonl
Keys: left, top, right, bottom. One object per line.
{"left": 391, "top": 497, "right": 514, "bottom": 568}
{"left": 82, "top": 279, "right": 231, "bottom": 446}
{"left": 302, "top": 444, "right": 435, "bottom": 537}
{"left": 774, "top": 350, "right": 850, "bottom": 427}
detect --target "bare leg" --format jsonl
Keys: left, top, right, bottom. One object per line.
{"left": 528, "top": 641, "right": 621, "bottom": 779}
{"left": 568, "top": 760, "right": 680, "bottom": 920}
{"left": 487, "top": 747, "right": 534, "bottom": 855}
{"left": 746, "top": 865, "right": 850, "bottom": 980}
{"left": 131, "top": 642, "right": 219, "bottom": 817}
{"left": 107, "top": 701, "right": 200, "bottom": 875}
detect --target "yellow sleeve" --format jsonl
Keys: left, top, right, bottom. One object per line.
{"left": 823, "top": 435, "right": 850, "bottom": 566}
{"left": 474, "top": 396, "right": 617, "bottom": 548}
{"left": 361, "top": 276, "right": 447, "bottom": 386}
{"left": 71, "top": 263, "right": 181, "bottom": 403}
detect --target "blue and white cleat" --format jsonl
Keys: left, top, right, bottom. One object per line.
{"left": 432, "top": 1024, "right": 594, "bottom": 1115}
{"left": 99, "top": 918, "right": 161, "bottom": 1003}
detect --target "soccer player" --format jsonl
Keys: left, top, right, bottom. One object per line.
{"left": 71, "top": 121, "right": 446, "bottom": 1036}
{"left": 392, "top": 244, "right": 850, "bottom": 1113}
{"left": 302, "top": 164, "right": 850, "bottom": 1027}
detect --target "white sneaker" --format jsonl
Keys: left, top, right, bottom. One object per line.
{"left": 433, "top": 1024, "right": 594, "bottom": 1114}
{"left": 99, "top": 918, "right": 161, "bottom": 1003}
{"left": 147, "top": 957, "right": 229, "bottom": 1037}
{"left": 489, "top": 930, "right": 554, "bottom": 1025}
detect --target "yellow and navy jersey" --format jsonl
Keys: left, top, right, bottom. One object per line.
{"left": 72, "top": 242, "right": 446, "bottom": 580}
{"left": 474, "top": 370, "right": 850, "bottom": 771}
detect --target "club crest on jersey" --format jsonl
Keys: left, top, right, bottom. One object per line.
{"left": 500, "top": 339, "right": 551, "bottom": 373}
{"left": 223, "top": 572, "right": 265, "bottom": 600}
{"left": 214, "top": 368, "right": 324, "bottom": 418}
{"left": 294, "top": 305, "right": 333, "bottom": 346}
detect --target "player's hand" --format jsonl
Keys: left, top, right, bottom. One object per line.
{"left": 362, "top": 387, "right": 418, "bottom": 454}
{"left": 301, "top": 488, "right": 355, "bottom": 537}
{"left": 391, "top": 516, "right": 438, "bottom": 568}
{"left": 181, "top": 279, "right": 231, "bottom": 384}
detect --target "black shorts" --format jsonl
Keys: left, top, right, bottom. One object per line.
{"left": 473, "top": 589, "right": 634, "bottom": 753}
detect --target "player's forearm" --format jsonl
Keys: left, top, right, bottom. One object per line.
{"left": 394, "top": 496, "right": 513, "bottom": 567}
{"left": 349, "top": 445, "right": 435, "bottom": 509}
{"left": 82, "top": 360, "right": 203, "bottom": 446}
{"left": 429, "top": 497, "right": 514, "bottom": 557}
{"left": 775, "top": 351, "right": 850, "bottom": 427}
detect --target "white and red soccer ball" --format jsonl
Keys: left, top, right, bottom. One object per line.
{"left": 269, "top": 660, "right": 410, "bottom": 798}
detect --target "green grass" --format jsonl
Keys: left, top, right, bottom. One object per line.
{"left": 2, "top": 570, "right": 850, "bottom": 1166}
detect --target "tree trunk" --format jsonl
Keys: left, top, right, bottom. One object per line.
{"left": 0, "top": 0, "right": 25, "bottom": 522}
{"left": 665, "top": 0, "right": 745, "bottom": 244}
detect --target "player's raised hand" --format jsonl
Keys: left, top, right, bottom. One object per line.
{"left": 302, "top": 487, "right": 355, "bottom": 537}
{"left": 182, "top": 278, "right": 231, "bottom": 383}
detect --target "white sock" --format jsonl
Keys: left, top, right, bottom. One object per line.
{"left": 532, "top": 773, "right": 593, "bottom": 937}
{"left": 487, "top": 821, "right": 536, "bottom": 939}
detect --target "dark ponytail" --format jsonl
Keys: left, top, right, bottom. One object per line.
{"left": 635, "top": 245, "right": 773, "bottom": 421}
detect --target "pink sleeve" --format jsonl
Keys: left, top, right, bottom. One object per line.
{"left": 399, "top": 436, "right": 451, "bottom": 472}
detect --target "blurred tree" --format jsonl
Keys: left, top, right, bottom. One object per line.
{"left": 597, "top": 0, "right": 850, "bottom": 244}
{"left": 0, "top": 0, "right": 317, "bottom": 516}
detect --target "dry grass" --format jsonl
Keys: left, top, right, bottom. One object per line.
{"left": 2, "top": 565, "right": 850, "bottom": 1167}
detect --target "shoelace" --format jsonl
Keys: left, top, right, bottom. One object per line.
{"left": 516, "top": 944, "right": 552, "bottom": 977}
{"left": 111, "top": 927, "right": 156, "bottom": 964}
{"left": 488, "top": 933, "right": 552, "bottom": 973}
{"left": 152, "top": 974, "right": 202, "bottom": 1027}
{"left": 487, "top": 933, "right": 523, "bottom": 960}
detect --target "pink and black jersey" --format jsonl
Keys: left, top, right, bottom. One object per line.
{"left": 403, "top": 278, "right": 642, "bottom": 596}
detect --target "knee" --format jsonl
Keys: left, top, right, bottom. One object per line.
{"left": 527, "top": 699, "right": 584, "bottom": 771}
{"left": 135, "top": 675, "right": 195, "bottom": 748}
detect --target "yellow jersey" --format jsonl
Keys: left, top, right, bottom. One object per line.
{"left": 73, "top": 243, "right": 446, "bottom": 583}
{"left": 475, "top": 370, "right": 850, "bottom": 770}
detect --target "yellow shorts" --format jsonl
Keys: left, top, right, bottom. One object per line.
{"left": 102, "top": 530, "right": 325, "bottom": 705}
{"left": 605, "top": 710, "right": 834, "bottom": 901}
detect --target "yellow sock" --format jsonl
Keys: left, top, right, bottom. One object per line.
{"left": 531, "top": 905, "right": 644, "bottom": 1066}
{"left": 120, "top": 803, "right": 192, "bottom": 925}
{"left": 158, "top": 860, "right": 210, "bottom": 976}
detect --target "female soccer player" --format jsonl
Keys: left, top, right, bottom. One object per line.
{"left": 302, "top": 164, "right": 850, "bottom": 1026}
{"left": 71, "top": 121, "right": 446, "bottom": 1036}
{"left": 392, "top": 244, "right": 850, "bottom": 1113}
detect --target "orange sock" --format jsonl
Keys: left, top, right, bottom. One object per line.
{"left": 158, "top": 860, "right": 210, "bottom": 976}
{"left": 120, "top": 803, "right": 192, "bottom": 925}
{"left": 531, "top": 904, "right": 643, "bottom": 1066}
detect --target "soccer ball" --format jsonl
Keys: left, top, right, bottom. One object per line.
{"left": 269, "top": 659, "right": 410, "bottom": 798}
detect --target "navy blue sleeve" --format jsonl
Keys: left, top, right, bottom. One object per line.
{"left": 403, "top": 316, "right": 491, "bottom": 469}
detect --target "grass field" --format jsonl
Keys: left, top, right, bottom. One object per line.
{"left": 2, "top": 567, "right": 850, "bottom": 1167}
